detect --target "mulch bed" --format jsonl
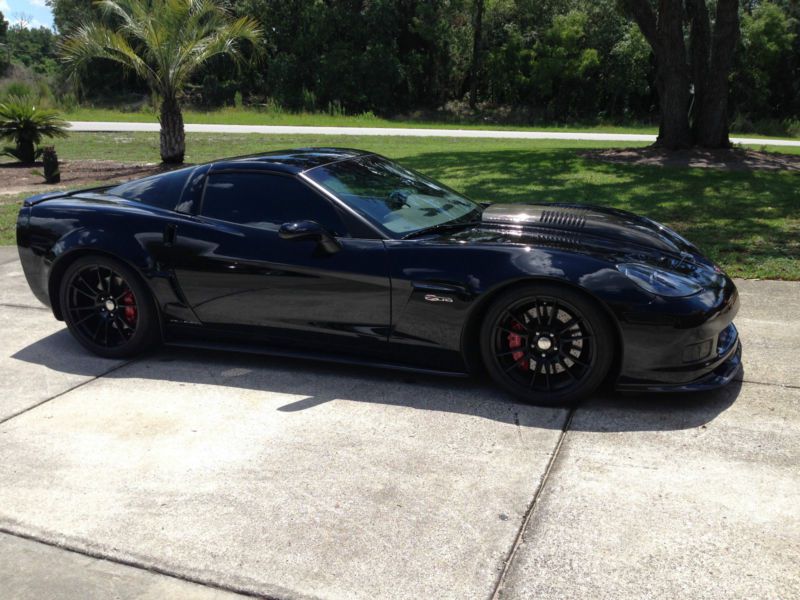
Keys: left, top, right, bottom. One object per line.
{"left": 0, "top": 160, "right": 185, "bottom": 198}
{"left": 581, "top": 147, "right": 800, "bottom": 171}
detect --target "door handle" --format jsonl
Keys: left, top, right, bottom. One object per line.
{"left": 163, "top": 224, "right": 177, "bottom": 247}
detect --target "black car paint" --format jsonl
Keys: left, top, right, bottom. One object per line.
{"left": 16, "top": 148, "right": 741, "bottom": 390}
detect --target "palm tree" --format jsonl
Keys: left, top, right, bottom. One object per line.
{"left": 60, "top": 0, "right": 261, "bottom": 163}
{"left": 0, "top": 96, "right": 69, "bottom": 164}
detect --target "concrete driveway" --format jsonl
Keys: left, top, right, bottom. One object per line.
{"left": 0, "top": 245, "right": 797, "bottom": 599}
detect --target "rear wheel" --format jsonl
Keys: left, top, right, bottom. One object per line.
{"left": 59, "top": 256, "right": 160, "bottom": 358}
{"left": 480, "top": 283, "right": 614, "bottom": 406}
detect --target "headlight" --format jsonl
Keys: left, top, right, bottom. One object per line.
{"left": 617, "top": 263, "right": 702, "bottom": 297}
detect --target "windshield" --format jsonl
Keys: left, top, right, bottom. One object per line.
{"left": 304, "top": 154, "right": 482, "bottom": 237}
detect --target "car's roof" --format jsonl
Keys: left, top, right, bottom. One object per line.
{"left": 213, "top": 147, "right": 370, "bottom": 174}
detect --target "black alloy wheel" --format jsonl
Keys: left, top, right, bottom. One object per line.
{"left": 60, "top": 256, "right": 159, "bottom": 358}
{"left": 480, "top": 284, "right": 613, "bottom": 405}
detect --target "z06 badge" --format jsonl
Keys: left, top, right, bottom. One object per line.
{"left": 424, "top": 294, "right": 454, "bottom": 303}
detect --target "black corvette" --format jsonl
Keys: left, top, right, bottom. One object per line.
{"left": 16, "top": 148, "right": 741, "bottom": 405}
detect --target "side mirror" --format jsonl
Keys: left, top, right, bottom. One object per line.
{"left": 279, "top": 220, "right": 341, "bottom": 254}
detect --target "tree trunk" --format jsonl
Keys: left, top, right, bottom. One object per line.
{"left": 159, "top": 95, "right": 185, "bottom": 164}
{"left": 622, "top": 0, "right": 739, "bottom": 150}
{"left": 16, "top": 139, "right": 36, "bottom": 164}
{"left": 686, "top": 0, "right": 711, "bottom": 141}
{"left": 694, "top": 0, "right": 739, "bottom": 147}
{"left": 468, "top": 0, "right": 484, "bottom": 110}
{"left": 653, "top": 0, "right": 692, "bottom": 149}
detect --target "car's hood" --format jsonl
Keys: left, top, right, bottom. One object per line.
{"left": 478, "top": 203, "right": 698, "bottom": 255}
{"left": 430, "top": 203, "right": 725, "bottom": 279}
{"left": 436, "top": 202, "right": 712, "bottom": 263}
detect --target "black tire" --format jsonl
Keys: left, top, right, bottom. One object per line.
{"left": 59, "top": 255, "right": 160, "bottom": 359}
{"left": 480, "top": 283, "right": 614, "bottom": 406}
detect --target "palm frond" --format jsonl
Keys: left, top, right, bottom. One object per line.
{"left": 60, "top": 0, "right": 261, "bottom": 98}
{"left": 59, "top": 22, "right": 157, "bottom": 86}
{"left": 170, "top": 15, "right": 262, "bottom": 90}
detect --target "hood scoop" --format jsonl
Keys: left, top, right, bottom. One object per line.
{"left": 481, "top": 203, "right": 691, "bottom": 255}
{"left": 537, "top": 208, "right": 588, "bottom": 230}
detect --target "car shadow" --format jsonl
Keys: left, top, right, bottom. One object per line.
{"left": 12, "top": 329, "right": 742, "bottom": 433}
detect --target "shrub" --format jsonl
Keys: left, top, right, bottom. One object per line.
{"left": 0, "top": 95, "right": 69, "bottom": 163}
{"left": 58, "top": 92, "right": 79, "bottom": 112}
{"left": 327, "top": 100, "right": 344, "bottom": 117}
{"left": 42, "top": 146, "right": 60, "bottom": 183}
{"left": 730, "top": 113, "right": 755, "bottom": 134}
{"left": 301, "top": 88, "right": 316, "bottom": 112}
{"left": 784, "top": 118, "right": 800, "bottom": 139}
{"left": 259, "top": 97, "right": 284, "bottom": 114}
{"left": 2, "top": 81, "right": 34, "bottom": 100}
{"left": 752, "top": 118, "right": 792, "bottom": 138}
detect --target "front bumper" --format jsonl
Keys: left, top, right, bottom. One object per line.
{"left": 616, "top": 324, "right": 742, "bottom": 393}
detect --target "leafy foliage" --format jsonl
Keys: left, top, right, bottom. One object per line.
{"left": 0, "top": 11, "right": 9, "bottom": 76}
{"left": 733, "top": 2, "right": 798, "bottom": 122}
{"left": 5, "top": 25, "right": 60, "bottom": 75}
{"left": 0, "top": 95, "right": 69, "bottom": 163}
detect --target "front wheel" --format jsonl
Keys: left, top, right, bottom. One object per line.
{"left": 480, "top": 284, "right": 614, "bottom": 406}
{"left": 59, "top": 255, "right": 160, "bottom": 359}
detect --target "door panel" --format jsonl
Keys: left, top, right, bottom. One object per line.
{"left": 167, "top": 214, "right": 390, "bottom": 348}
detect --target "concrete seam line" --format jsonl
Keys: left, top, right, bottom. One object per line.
{"left": 0, "top": 527, "right": 276, "bottom": 600}
{"left": 0, "top": 359, "right": 135, "bottom": 427}
{"left": 738, "top": 378, "right": 800, "bottom": 390}
{"left": 489, "top": 407, "right": 575, "bottom": 600}
{"left": 0, "top": 303, "right": 49, "bottom": 311}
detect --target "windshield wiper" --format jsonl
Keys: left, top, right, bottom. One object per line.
{"left": 401, "top": 220, "right": 482, "bottom": 240}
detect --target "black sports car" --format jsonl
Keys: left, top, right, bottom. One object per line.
{"left": 16, "top": 148, "right": 741, "bottom": 405}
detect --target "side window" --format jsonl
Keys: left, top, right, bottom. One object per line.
{"left": 201, "top": 172, "right": 347, "bottom": 235}
{"left": 108, "top": 166, "right": 194, "bottom": 211}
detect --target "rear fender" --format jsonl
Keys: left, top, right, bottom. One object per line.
{"left": 47, "top": 228, "right": 164, "bottom": 321}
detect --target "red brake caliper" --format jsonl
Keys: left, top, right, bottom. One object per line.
{"left": 507, "top": 322, "right": 529, "bottom": 371}
{"left": 121, "top": 291, "right": 137, "bottom": 325}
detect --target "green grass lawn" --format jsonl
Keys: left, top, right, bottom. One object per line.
{"left": 2, "top": 132, "right": 798, "bottom": 280}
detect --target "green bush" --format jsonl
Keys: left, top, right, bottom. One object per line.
{"left": 327, "top": 100, "right": 345, "bottom": 117}
{"left": 58, "top": 92, "right": 79, "bottom": 112}
{"left": 0, "top": 95, "right": 69, "bottom": 163}
{"left": 784, "top": 118, "right": 800, "bottom": 138}
{"left": 2, "top": 81, "right": 34, "bottom": 100}
{"left": 301, "top": 88, "right": 316, "bottom": 112}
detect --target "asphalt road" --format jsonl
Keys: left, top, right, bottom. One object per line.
{"left": 66, "top": 121, "right": 800, "bottom": 147}
{"left": 0, "top": 244, "right": 798, "bottom": 599}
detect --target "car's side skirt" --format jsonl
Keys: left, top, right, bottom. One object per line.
{"left": 164, "top": 339, "right": 471, "bottom": 379}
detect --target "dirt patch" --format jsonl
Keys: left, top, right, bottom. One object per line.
{"left": 581, "top": 147, "right": 800, "bottom": 171}
{"left": 0, "top": 160, "right": 185, "bottom": 198}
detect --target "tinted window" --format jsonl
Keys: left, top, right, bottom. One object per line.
{"left": 305, "top": 155, "right": 480, "bottom": 236}
{"left": 201, "top": 172, "right": 346, "bottom": 235}
{"left": 108, "top": 166, "right": 194, "bottom": 211}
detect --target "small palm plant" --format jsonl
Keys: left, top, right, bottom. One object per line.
{"left": 60, "top": 0, "right": 261, "bottom": 164}
{"left": 0, "top": 96, "right": 69, "bottom": 164}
